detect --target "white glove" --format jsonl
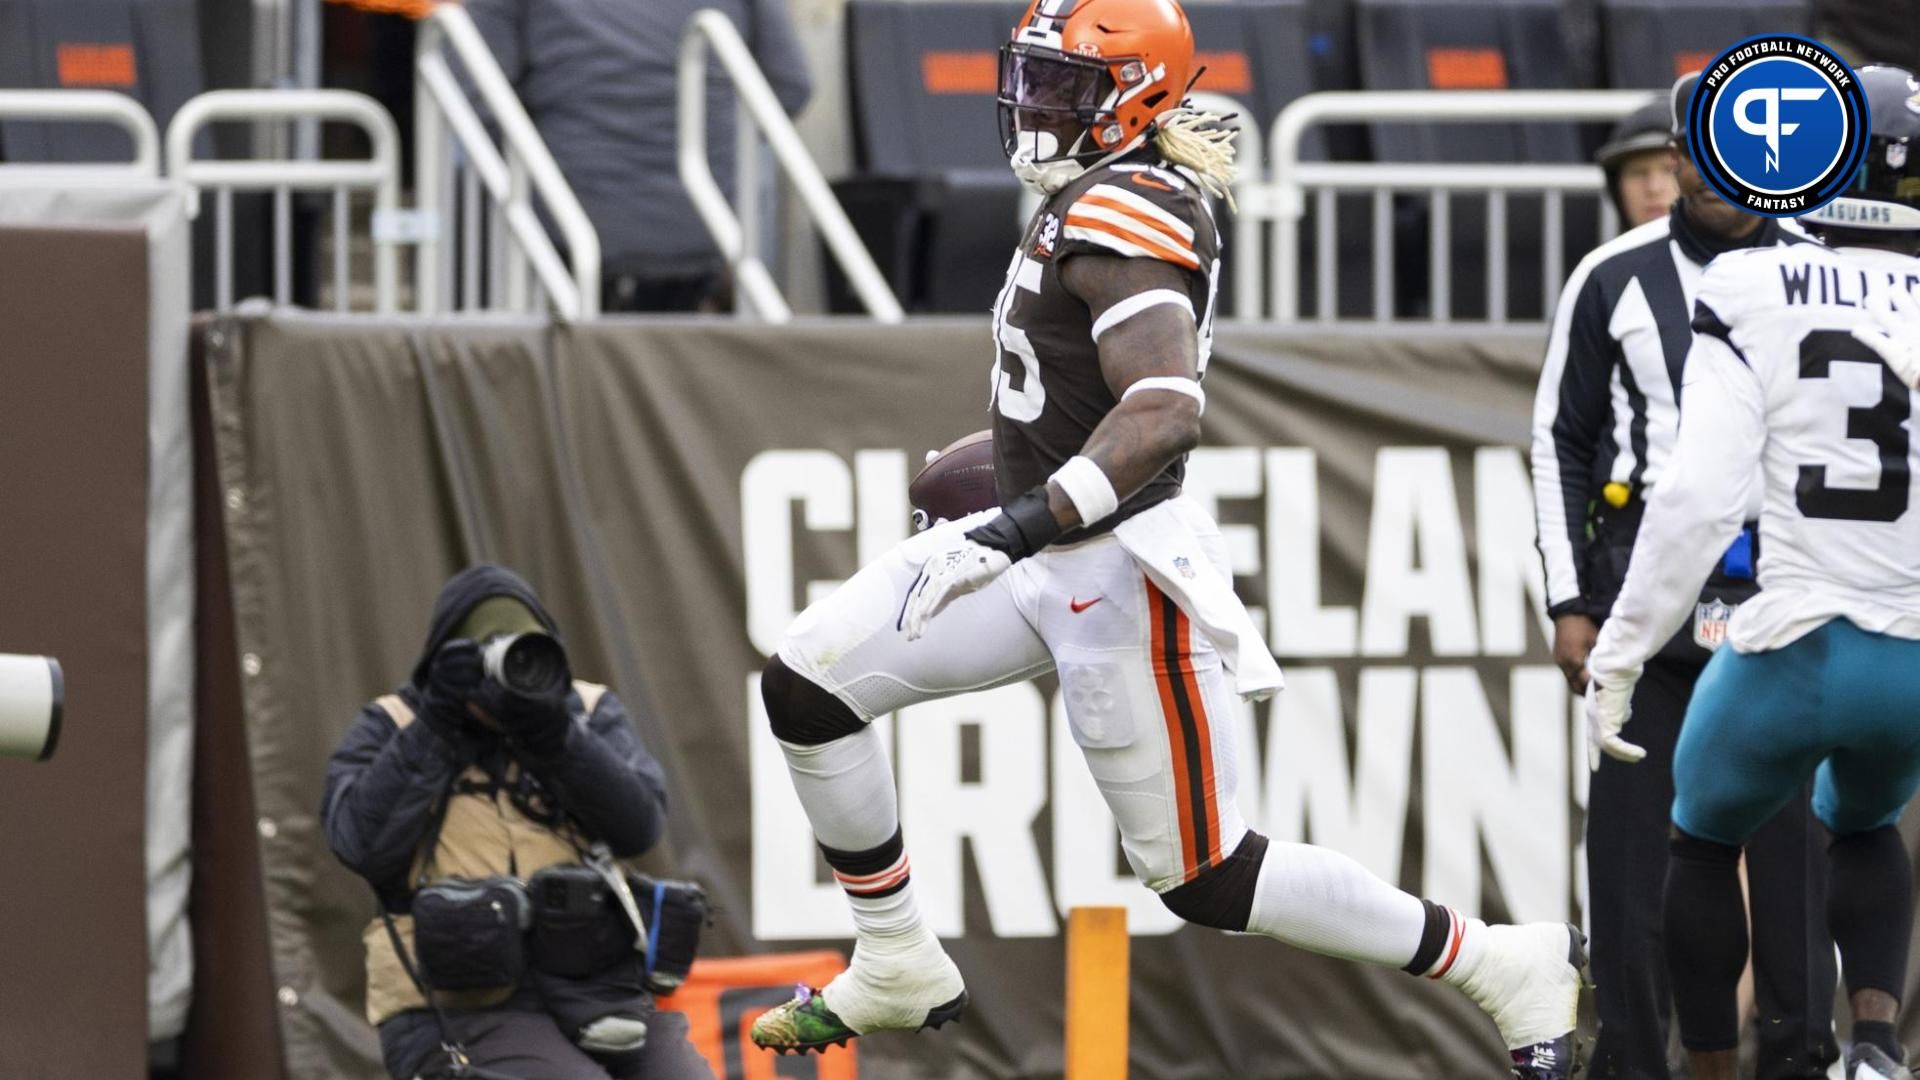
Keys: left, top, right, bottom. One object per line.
{"left": 1852, "top": 285, "right": 1920, "bottom": 391}
{"left": 901, "top": 538, "right": 1012, "bottom": 641}
{"left": 1584, "top": 678, "right": 1646, "bottom": 771}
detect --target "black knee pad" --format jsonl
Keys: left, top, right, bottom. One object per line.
{"left": 1158, "top": 831, "right": 1268, "bottom": 932}
{"left": 762, "top": 655, "right": 865, "bottom": 745}
{"left": 1669, "top": 826, "right": 1742, "bottom": 866}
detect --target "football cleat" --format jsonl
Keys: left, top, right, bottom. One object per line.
{"left": 1453, "top": 923, "right": 1590, "bottom": 1079}
{"left": 749, "top": 986, "right": 855, "bottom": 1055}
{"left": 750, "top": 933, "right": 969, "bottom": 1054}
{"left": 1850, "top": 1042, "right": 1915, "bottom": 1080}
{"left": 1510, "top": 1033, "right": 1577, "bottom": 1080}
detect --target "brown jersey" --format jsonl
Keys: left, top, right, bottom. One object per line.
{"left": 989, "top": 155, "right": 1222, "bottom": 542}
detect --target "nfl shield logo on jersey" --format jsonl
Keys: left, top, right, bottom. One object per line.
{"left": 1693, "top": 599, "right": 1736, "bottom": 650}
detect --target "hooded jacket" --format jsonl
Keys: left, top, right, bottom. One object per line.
{"left": 321, "top": 565, "right": 670, "bottom": 1025}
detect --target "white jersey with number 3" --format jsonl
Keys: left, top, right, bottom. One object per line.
{"left": 1589, "top": 242, "right": 1920, "bottom": 683}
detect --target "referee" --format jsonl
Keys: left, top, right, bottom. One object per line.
{"left": 1529, "top": 75, "right": 1838, "bottom": 1080}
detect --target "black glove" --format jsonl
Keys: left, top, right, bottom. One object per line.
{"left": 486, "top": 672, "right": 572, "bottom": 760}
{"left": 422, "top": 639, "right": 493, "bottom": 751}
{"left": 966, "top": 485, "right": 1062, "bottom": 561}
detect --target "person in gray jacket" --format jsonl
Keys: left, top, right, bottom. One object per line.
{"left": 466, "top": 0, "right": 813, "bottom": 312}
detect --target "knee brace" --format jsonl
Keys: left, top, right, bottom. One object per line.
{"left": 1158, "top": 831, "right": 1269, "bottom": 932}
{"left": 762, "top": 655, "right": 865, "bottom": 745}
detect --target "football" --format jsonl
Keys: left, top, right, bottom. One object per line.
{"left": 908, "top": 429, "right": 998, "bottom": 530}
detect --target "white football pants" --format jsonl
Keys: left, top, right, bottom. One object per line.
{"left": 778, "top": 496, "right": 1247, "bottom": 891}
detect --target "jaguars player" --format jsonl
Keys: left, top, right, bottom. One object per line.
{"left": 751, "top": 0, "right": 1586, "bottom": 1074}
{"left": 1586, "top": 66, "right": 1920, "bottom": 1080}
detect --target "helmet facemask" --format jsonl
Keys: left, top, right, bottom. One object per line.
{"left": 998, "top": 43, "right": 1135, "bottom": 193}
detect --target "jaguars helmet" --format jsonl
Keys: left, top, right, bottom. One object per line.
{"left": 997, "top": 0, "right": 1194, "bottom": 193}
{"left": 1801, "top": 65, "right": 1920, "bottom": 233}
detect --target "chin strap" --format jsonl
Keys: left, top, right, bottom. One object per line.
{"left": 1012, "top": 109, "right": 1239, "bottom": 206}
{"left": 1013, "top": 131, "right": 1151, "bottom": 194}
{"left": 1010, "top": 151, "right": 1085, "bottom": 195}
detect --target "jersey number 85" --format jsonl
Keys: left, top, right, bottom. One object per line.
{"left": 990, "top": 251, "right": 1220, "bottom": 424}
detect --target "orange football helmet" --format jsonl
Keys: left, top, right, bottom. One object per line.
{"left": 997, "top": 0, "right": 1195, "bottom": 191}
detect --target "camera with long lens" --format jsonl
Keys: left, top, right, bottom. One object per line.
{"left": 478, "top": 632, "right": 569, "bottom": 697}
{"left": 0, "top": 654, "right": 63, "bottom": 762}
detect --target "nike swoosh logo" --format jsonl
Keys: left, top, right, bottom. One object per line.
{"left": 1070, "top": 596, "right": 1103, "bottom": 614}
{"left": 1131, "top": 173, "right": 1174, "bottom": 192}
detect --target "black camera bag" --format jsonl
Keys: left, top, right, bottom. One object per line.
{"left": 528, "top": 863, "right": 639, "bottom": 978}
{"left": 628, "top": 874, "right": 711, "bottom": 994}
{"left": 411, "top": 876, "right": 534, "bottom": 990}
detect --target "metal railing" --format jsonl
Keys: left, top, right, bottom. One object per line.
{"left": 168, "top": 89, "right": 401, "bottom": 312}
{"left": 0, "top": 90, "right": 160, "bottom": 179}
{"left": 1248, "top": 90, "right": 1654, "bottom": 323}
{"left": 415, "top": 3, "right": 600, "bottom": 319}
{"left": 678, "top": 8, "right": 904, "bottom": 323}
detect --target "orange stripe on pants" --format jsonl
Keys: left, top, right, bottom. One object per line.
{"left": 1173, "top": 616, "right": 1223, "bottom": 870}
{"left": 1147, "top": 579, "right": 1219, "bottom": 880}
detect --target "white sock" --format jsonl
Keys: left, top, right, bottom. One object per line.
{"left": 844, "top": 869, "right": 923, "bottom": 943}
{"left": 779, "top": 728, "right": 898, "bottom": 852}
{"left": 1244, "top": 840, "right": 1432, "bottom": 968}
{"left": 780, "top": 729, "right": 929, "bottom": 945}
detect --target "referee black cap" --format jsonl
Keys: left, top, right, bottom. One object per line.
{"left": 1597, "top": 98, "right": 1673, "bottom": 169}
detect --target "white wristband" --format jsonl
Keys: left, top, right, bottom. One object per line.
{"left": 1121, "top": 376, "right": 1206, "bottom": 415}
{"left": 1049, "top": 455, "right": 1120, "bottom": 526}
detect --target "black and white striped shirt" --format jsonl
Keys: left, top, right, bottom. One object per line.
{"left": 1530, "top": 204, "right": 1805, "bottom": 619}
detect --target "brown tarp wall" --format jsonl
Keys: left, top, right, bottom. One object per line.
{"left": 189, "top": 312, "right": 1920, "bottom": 1079}
{"left": 0, "top": 225, "right": 154, "bottom": 1079}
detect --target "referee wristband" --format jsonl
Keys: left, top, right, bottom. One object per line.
{"left": 1049, "top": 455, "right": 1120, "bottom": 526}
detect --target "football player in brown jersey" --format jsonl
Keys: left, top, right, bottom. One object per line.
{"left": 751, "top": 0, "right": 1587, "bottom": 1074}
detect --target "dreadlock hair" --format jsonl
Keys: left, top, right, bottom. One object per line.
{"left": 1152, "top": 104, "right": 1239, "bottom": 210}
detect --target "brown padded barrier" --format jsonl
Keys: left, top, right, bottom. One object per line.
{"left": 200, "top": 314, "right": 567, "bottom": 1079}
{"left": 0, "top": 225, "right": 153, "bottom": 1079}
{"left": 199, "top": 312, "right": 1920, "bottom": 1078}
{"left": 183, "top": 318, "right": 289, "bottom": 1080}
{"left": 200, "top": 313, "right": 1557, "bottom": 1080}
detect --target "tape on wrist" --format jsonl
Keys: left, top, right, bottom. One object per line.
{"left": 1121, "top": 376, "right": 1206, "bottom": 415}
{"left": 1049, "top": 455, "right": 1119, "bottom": 526}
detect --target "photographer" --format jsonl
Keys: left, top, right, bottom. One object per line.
{"left": 322, "top": 565, "right": 712, "bottom": 1080}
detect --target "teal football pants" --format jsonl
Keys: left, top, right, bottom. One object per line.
{"left": 1673, "top": 617, "right": 1920, "bottom": 845}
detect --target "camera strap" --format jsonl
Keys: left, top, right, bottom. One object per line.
{"left": 378, "top": 910, "right": 466, "bottom": 1075}
{"left": 358, "top": 727, "right": 527, "bottom": 1080}
{"left": 378, "top": 890, "right": 531, "bottom": 1080}
{"left": 585, "top": 842, "right": 650, "bottom": 953}
{"left": 516, "top": 689, "right": 648, "bottom": 954}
